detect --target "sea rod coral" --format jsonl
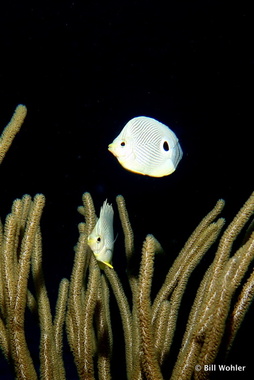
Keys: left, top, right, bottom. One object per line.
{"left": 0, "top": 105, "right": 254, "bottom": 380}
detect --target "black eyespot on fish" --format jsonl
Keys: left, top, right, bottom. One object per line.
{"left": 163, "top": 141, "right": 169, "bottom": 151}
{"left": 97, "top": 237, "right": 101, "bottom": 242}
{"left": 121, "top": 141, "right": 125, "bottom": 147}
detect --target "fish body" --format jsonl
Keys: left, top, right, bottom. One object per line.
{"left": 87, "top": 200, "right": 114, "bottom": 268}
{"left": 108, "top": 116, "right": 182, "bottom": 177}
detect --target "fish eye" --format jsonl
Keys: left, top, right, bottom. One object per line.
{"left": 97, "top": 237, "right": 101, "bottom": 243}
{"left": 120, "top": 141, "right": 125, "bottom": 147}
{"left": 163, "top": 141, "right": 169, "bottom": 151}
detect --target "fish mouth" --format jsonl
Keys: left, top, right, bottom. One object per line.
{"left": 87, "top": 237, "right": 94, "bottom": 245}
{"left": 108, "top": 143, "right": 118, "bottom": 156}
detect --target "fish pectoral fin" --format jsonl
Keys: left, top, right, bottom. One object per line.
{"left": 113, "top": 233, "right": 118, "bottom": 244}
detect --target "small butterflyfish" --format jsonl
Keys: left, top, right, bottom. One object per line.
{"left": 87, "top": 200, "right": 114, "bottom": 269}
{"left": 108, "top": 116, "right": 183, "bottom": 177}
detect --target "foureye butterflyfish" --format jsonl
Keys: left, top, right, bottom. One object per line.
{"left": 108, "top": 116, "right": 183, "bottom": 177}
{"left": 87, "top": 200, "right": 114, "bottom": 269}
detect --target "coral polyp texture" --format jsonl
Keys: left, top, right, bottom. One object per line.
{"left": 0, "top": 106, "right": 254, "bottom": 379}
